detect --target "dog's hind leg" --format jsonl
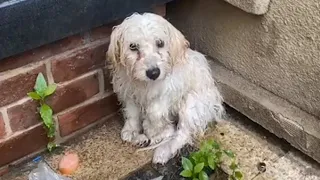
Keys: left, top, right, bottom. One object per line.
{"left": 152, "top": 123, "right": 191, "bottom": 164}
{"left": 152, "top": 93, "right": 223, "bottom": 164}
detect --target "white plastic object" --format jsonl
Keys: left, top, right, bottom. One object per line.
{"left": 28, "top": 161, "right": 71, "bottom": 180}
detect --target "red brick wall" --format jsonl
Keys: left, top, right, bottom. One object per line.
{"left": 0, "top": 4, "right": 166, "bottom": 173}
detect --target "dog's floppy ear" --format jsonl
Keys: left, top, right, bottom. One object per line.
{"left": 166, "top": 21, "right": 190, "bottom": 65}
{"left": 106, "top": 25, "right": 123, "bottom": 70}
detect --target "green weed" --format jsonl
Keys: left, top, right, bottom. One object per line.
{"left": 28, "top": 73, "right": 57, "bottom": 152}
{"left": 180, "top": 139, "right": 243, "bottom": 180}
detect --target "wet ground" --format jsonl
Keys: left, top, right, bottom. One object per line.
{"left": 1, "top": 107, "right": 320, "bottom": 180}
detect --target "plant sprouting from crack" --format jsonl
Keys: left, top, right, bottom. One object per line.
{"left": 27, "top": 73, "right": 57, "bottom": 152}
{"left": 180, "top": 139, "right": 243, "bottom": 180}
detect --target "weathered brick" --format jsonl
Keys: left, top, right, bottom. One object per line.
{"left": 0, "top": 124, "right": 48, "bottom": 167}
{"left": 58, "top": 94, "right": 119, "bottom": 136}
{"left": 7, "top": 100, "right": 40, "bottom": 132}
{"left": 0, "top": 65, "right": 46, "bottom": 107}
{"left": 48, "top": 73, "right": 100, "bottom": 113}
{"left": 51, "top": 40, "right": 109, "bottom": 83}
{"left": 103, "top": 67, "right": 113, "bottom": 91}
{"left": 7, "top": 73, "right": 100, "bottom": 132}
{"left": 0, "top": 113, "right": 6, "bottom": 138}
{"left": 0, "top": 36, "right": 84, "bottom": 73}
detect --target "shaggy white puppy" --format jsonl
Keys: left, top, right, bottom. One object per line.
{"left": 107, "top": 12, "right": 224, "bottom": 164}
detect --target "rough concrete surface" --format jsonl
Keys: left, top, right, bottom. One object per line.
{"left": 223, "top": 0, "right": 270, "bottom": 15}
{"left": 208, "top": 60, "right": 320, "bottom": 163}
{"left": 167, "top": 0, "right": 320, "bottom": 119}
{"left": 204, "top": 108, "right": 320, "bottom": 180}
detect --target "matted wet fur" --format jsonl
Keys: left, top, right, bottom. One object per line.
{"left": 106, "top": 12, "right": 224, "bottom": 164}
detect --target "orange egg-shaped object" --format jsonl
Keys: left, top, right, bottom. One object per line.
{"left": 58, "top": 152, "right": 79, "bottom": 175}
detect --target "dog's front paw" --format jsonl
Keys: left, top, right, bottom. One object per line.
{"left": 149, "top": 125, "right": 175, "bottom": 145}
{"left": 152, "top": 144, "right": 173, "bottom": 165}
{"left": 133, "top": 134, "right": 151, "bottom": 147}
{"left": 121, "top": 129, "right": 139, "bottom": 142}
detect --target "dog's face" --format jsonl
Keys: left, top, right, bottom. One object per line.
{"left": 107, "top": 13, "right": 189, "bottom": 81}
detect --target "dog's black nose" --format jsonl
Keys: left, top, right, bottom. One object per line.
{"left": 146, "top": 67, "right": 160, "bottom": 80}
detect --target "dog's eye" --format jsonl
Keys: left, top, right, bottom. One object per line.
{"left": 129, "top": 43, "right": 139, "bottom": 51}
{"left": 156, "top": 39, "right": 164, "bottom": 48}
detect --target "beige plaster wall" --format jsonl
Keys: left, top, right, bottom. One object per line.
{"left": 167, "top": 0, "right": 320, "bottom": 118}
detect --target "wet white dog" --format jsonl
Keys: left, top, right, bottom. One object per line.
{"left": 107, "top": 12, "right": 224, "bottom": 164}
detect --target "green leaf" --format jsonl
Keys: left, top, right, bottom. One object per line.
{"left": 194, "top": 162, "right": 204, "bottom": 174}
{"left": 200, "top": 141, "right": 212, "bottom": 152}
{"left": 34, "top": 73, "right": 47, "bottom": 97}
{"left": 40, "top": 104, "right": 53, "bottom": 128}
{"left": 47, "top": 142, "right": 57, "bottom": 152}
{"left": 208, "top": 154, "right": 217, "bottom": 170}
{"left": 180, "top": 170, "right": 192, "bottom": 177}
{"left": 234, "top": 171, "right": 243, "bottom": 180}
{"left": 212, "top": 141, "right": 220, "bottom": 149}
{"left": 199, "top": 171, "right": 209, "bottom": 180}
{"left": 44, "top": 84, "right": 57, "bottom": 97}
{"left": 193, "top": 178, "right": 199, "bottom": 180}
{"left": 27, "top": 92, "right": 41, "bottom": 100}
{"left": 224, "top": 150, "right": 235, "bottom": 158}
{"left": 191, "top": 152, "right": 202, "bottom": 164}
{"left": 229, "top": 161, "right": 238, "bottom": 170}
{"left": 206, "top": 139, "right": 214, "bottom": 146}
{"left": 182, "top": 157, "right": 194, "bottom": 171}
{"left": 216, "top": 151, "right": 223, "bottom": 161}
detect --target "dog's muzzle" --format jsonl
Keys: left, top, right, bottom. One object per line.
{"left": 146, "top": 67, "right": 160, "bottom": 80}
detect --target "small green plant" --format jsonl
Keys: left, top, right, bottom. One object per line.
{"left": 180, "top": 139, "right": 243, "bottom": 180}
{"left": 28, "top": 73, "right": 57, "bottom": 152}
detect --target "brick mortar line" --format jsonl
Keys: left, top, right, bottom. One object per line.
{"left": 4, "top": 97, "right": 31, "bottom": 109}
{"left": 45, "top": 61, "right": 54, "bottom": 84}
{"left": 53, "top": 115, "right": 62, "bottom": 143}
{"left": 97, "top": 68, "right": 105, "bottom": 95}
{"left": 0, "top": 122, "right": 41, "bottom": 143}
{"left": 2, "top": 69, "right": 101, "bottom": 111}
{"left": 55, "top": 91, "right": 114, "bottom": 116}
{"left": 44, "top": 36, "right": 110, "bottom": 63}
{"left": 57, "top": 112, "right": 118, "bottom": 144}
{"left": 0, "top": 61, "right": 45, "bottom": 81}
{"left": 0, "top": 92, "right": 115, "bottom": 148}
{"left": 1, "top": 70, "right": 109, "bottom": 141}
{"left": 0, "top": 37, "right": 110, "bottom": 80}
{"left": 57, "top": 69, "right": 99, "bottom": 87}
{"left": 0, "top": 108, "right": 12, "bottom": 137}
{"left": 83, "top": 32, "right": 92, "bottom": 44}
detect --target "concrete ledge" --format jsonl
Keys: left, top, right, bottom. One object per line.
{"left": 210, "top": 60, "right": 320, "bottom": 163}
{"left": 223, "top": 0, "right": 270, "bottom": 15}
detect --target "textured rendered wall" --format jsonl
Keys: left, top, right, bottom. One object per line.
{"left": 167, "top": 0, "right": 320, "bottom": 162}
{"left": 168, "top": 0, "right": 320, "bottom": 119}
